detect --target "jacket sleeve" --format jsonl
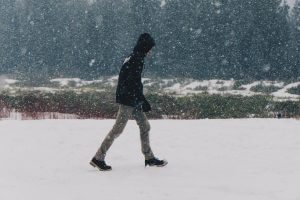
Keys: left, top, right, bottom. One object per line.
{"left": 131, "top": 73, "right": 151, "bottom": 112}
{"left": 127, "top": 59, "right": 145, "bottom": 105}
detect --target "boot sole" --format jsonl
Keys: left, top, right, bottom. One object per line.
{"left": 90, "top": 161, "right": 112, "bottom": 171}
{"left": 145, "top": 160, "right": 168, "bottom": 167}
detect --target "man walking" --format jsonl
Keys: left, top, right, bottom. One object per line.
{"left": 90, "top": 33, "right": 167, "bottom": 171}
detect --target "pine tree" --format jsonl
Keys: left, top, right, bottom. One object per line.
{"left": 291, "top": 0, "right": 300, "bottom": 79}
{"left": 239, "top": 0, "right": 290, "bottom": 79}
{"left": 0, "top": 0, "right": 19, "bottom": 74}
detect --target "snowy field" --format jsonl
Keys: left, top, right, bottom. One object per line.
{"left": 1, "top": 119, "right": 300, "bottom": 200}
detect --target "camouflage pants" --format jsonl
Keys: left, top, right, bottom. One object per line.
{"left": 94, "top": 104, "right": 155, "bottom": 161}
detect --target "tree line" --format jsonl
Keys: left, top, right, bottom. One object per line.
{"left": 1, "top": 0, "right": 300, "bottom": 80}
{"left": 1, "top": 91, "right": 300, "bottom": 119}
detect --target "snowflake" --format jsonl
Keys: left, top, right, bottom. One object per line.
{"left": 89, "top": 59, "right": 96, "bottom": 67}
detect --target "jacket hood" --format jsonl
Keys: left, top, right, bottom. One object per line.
{"left": 133, "top": 33, "right": 156, "bottom": 56}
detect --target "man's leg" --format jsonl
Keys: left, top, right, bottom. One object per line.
{"left": 94, "top": 105, "right": 133, "bottom": 161}
{"left": 133, "top": 109, "right": 155, "bottom": 160}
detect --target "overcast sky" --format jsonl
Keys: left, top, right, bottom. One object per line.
{"left": 286, "top": 0, "right": 296, "bottom": 7}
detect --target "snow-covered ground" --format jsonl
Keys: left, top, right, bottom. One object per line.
{"left": 0, "top": 77, "right": 18, "bottom": 89}
{"left": 162, "top": 79, "right": 299, "bottom": 100}
{"left": 1, "top": 119, "right": 300, "bottom": 200}
{"left": 272, "top": 82, "right": 300, "bottom": 101}
{"left": 50, "top": 78, "right": 104, "bottom": 87}
{"left": 164, "top": 79, "right": 237, "bottom": 95}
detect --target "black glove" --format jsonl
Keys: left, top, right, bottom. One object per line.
{"left": 142, "top": 100, "right": 151, "bottom": 112}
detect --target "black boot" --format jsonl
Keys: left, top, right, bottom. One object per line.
{"left": 90, "top": 157, "right": 112, "bottom": 171}
{"left": 145, "top": 157, "right": 168, "bottom": 167}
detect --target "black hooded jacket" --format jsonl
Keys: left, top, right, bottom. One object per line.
{"left": 116, "top": 33, "right": 155, "bottom": 112}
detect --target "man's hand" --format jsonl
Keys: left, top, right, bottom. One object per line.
{"left": 142, "top": 100, "right": 151, "bottom": 112}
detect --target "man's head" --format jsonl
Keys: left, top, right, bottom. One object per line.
{"left": 133, "top": 33, "right": 155, "bottom": 56}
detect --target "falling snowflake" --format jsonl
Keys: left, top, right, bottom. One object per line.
{"left": 89, "top": 59, "right": 96, "bottom": 67}
{"left": 21, "top": 48, "right": 27, "bottom": 56}
{"left": 160, "top": 0, "right": 166, "bottom": 8}
{"left": 263, "top": 64, "right": 271, "bottom": 72}
{"left": 195, "top": 28, "right": 202, "bottom": 36}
